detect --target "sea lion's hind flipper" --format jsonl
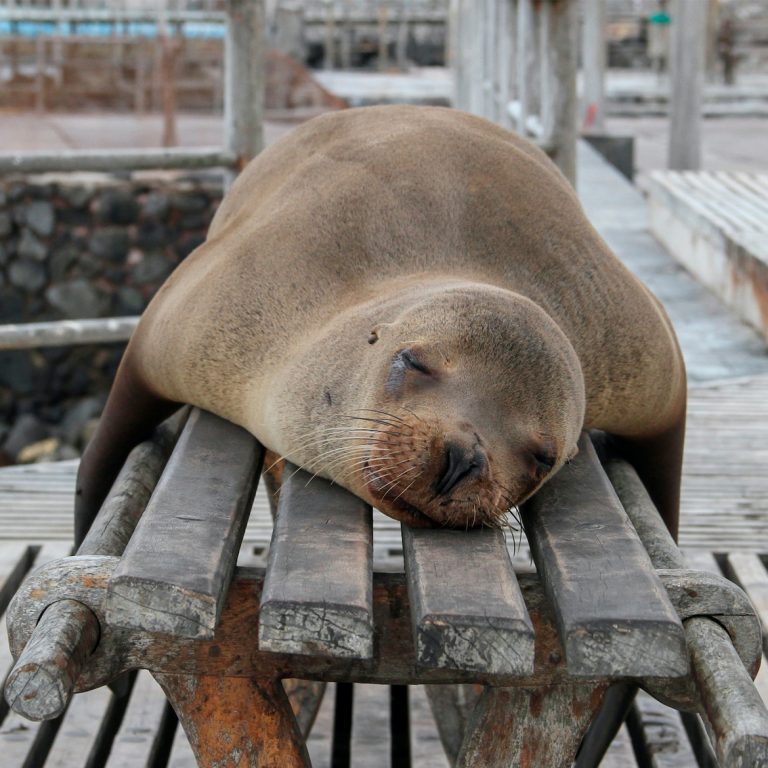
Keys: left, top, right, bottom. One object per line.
{"left": 74, "top": 354, "right": 179, "bottom": 547}
{"left": 598, "top": 414, "right": 686, "bottom": 542}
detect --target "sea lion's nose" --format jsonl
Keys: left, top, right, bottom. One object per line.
{"left": 436, "top": 439, "right": 487, "bottom": 496}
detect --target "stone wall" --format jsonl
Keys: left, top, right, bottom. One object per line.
{"left": 0, "top": 174, "right": 223, "bottom": 463}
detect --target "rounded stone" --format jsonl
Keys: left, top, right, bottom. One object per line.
{"left": 89, "top": 228, "right": 130, "bottom": 262}
{"left": 9, "top": 259, "right": 47, "bottom": 292}
{"left": 46, "top": 278, "right": 110, "bottom": 319}
{"left": 17, "top": 228, "right": 48, "bottom": 261}
{"left": 0, "top": 210, "right": 12, "bottom": 238}
{"left": 131, "top": 251, "right": 172, "bottom": 284}
{"left": 94, "top": 188, "right": 139, "bottom": 225}
{"left": 60, "top": 185, "right": 94, "bottom": 209}
{"left": 25, "top": 200, "right": 55, "bottom": 237}
{"left": 142, "top": 191, "right": 170, "bottom": 219}
{"left": 115, "top": 286, "right": 145, "bottom": 314}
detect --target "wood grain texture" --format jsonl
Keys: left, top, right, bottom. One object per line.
{"left": 8, "top": 560, "right": 582, "bottom": 690}
{"left": 103, "top": 670, "right": 172, "bottom": 768}
{"left": 688, "top": 617, "right": 768, "bottom": 767}
{"left": 627, "top": 690, "right": 699, "bottom": 768}
{"left": 106, "top": 409, "right": 263, "bottom": 638}
{"left": 156, "top": 673, "right": 310, "bottom": 768}
{"left": 4, "top": 599, "right": 99, "bottom": 721}
{"left": 259, "top": 464, "right": 374, "bottom": 659}
{"left": 455, "top": 682, "right": 608, "bottom": 768}
{"left": 79, "top": 409, "right": 188, "bottom": 558}
{"left": 524, "top": 435, "right": 687, "bottom": 677}
{"left": 402, "top": 526, "right": 534, "bottom": 674}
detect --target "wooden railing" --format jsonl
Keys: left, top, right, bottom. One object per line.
{"left": 0, "top": 0, "right": 263, "bottom": 179}
{"left": 451, "top": 0, "right": 578, "bottom": 185}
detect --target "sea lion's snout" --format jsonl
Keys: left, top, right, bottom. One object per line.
{"left": 435, "top": 435, "right": 488, "bottom": 496}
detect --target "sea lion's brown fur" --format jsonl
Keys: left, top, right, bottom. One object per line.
{"left": 75, "top": 106, "right": 686, "bottom": 544}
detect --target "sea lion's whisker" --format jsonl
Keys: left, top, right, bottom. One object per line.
{"left": 390, "top": 474, "right": 420, "bottom": 505}
{"left": 377, "top": 466, "right": 420, "bottom": 498}
{"left": 350, "top": 408, "right": 411, "bottom": 425}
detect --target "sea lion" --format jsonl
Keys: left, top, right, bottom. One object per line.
{"left": 75, "top": 105, "right": 686, "bottom": 545}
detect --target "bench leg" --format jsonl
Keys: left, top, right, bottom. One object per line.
{"left": 455, "top": 683, "right": 609, "bottom": 768}
{"left": 155, "top": 673, "right": 311, "bottom": 768}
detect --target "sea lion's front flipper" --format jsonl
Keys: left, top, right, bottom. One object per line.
{"left": 74, "top": 347, "right": 179, "bottom": 547}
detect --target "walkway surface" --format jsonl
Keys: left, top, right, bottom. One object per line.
{"left": 2, "top": 142, "right": 767, "bottom": 555}
{"left": 2, "top": 137, "right": 768, "bottom": 768}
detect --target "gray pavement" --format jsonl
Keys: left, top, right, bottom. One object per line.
{"left": 577, "top": 141, "right": 768, "bottom": 384}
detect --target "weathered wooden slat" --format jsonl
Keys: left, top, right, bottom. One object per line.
{"left": 402, "top": 526, "right": 534, "bottom": 675}
{"left": 455, "top": 682, "right": 608, "bottom": 768}
{"left": 4, "top": 416, "right": 186, "bottom": 722}
{"left": 350, "top": 684, "right": 390, "bottom": 768}
{"left": 524, "top": 436, "right": 687, "bottom": 677}
{"left": 305, "top": 681, "right": 336, "bottom": 768}
{"left": 424, "top": 683, "right": 482, "bottom": 765}
{"left": 166, "top": 717, "right": 196, "bottom": 768}
{"left": 259, "top": 464, "right": 373, "bottom": 658}
{"left": 103, "top": 671, "right": 172, "bottom": 768}
{"left": 609, "top": 463, "right": 768, "bottom": 765}
{"left": 107, "top": 409, "right": 263, "bottom": 638}
{"left": 599, "top": 724, "right": 639, "bottom": 768}
{"left": 41, "top": 686, "right": 116, "bottom": 768}
{"left": 0, "top": 543, "right": 36, "bottom": 618}
{"left": 724, "top": 553, "right": 768, "bottom": 646}
{"left": 627, "top": 691, "right": 699, "bottom": 768}
{"left": 410, "top": 685, "right": 451, "bottom": 768}
{"left": 688, "top": 617, "right": 768, "bottom": 767}
{"left": 4, "top": 599, "right": 100, "bottom": 722}
{"left": 79, "top": 408, "right": 188, "bottom": 558}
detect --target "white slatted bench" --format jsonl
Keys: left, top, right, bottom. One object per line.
{"left": 3, "top": 409, "right": 768, "bottom": 768}
{"left": 647, "top": 171, "right": 768, "bottom": 344}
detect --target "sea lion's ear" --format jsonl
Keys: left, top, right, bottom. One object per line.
{"left": 368, "top": 323, "right": 393, "bottom": 344}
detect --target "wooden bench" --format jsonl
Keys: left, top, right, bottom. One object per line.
{"left": 4, "top": 408, "right": 768, "bottom": 767}
{"left": 646, "top": 170, "right": 768, "bottom": 345}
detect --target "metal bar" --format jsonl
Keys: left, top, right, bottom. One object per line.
{"left": 0, "top": 148, "right": 236, "bottom": 175}
{"left": 0, "top": 317, "right": 139, "bottom": 351}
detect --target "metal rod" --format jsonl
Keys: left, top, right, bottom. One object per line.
{"left": 0, "top": 317, "right": 139, "bottom": 351}
{"left": 0, "top": 148, "right": 236, "bottom": 175}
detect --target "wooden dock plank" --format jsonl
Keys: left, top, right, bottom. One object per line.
{"left": 305, "top": 681, "right": 335, "bottom": 768}
{"left": 350, "top": 684, "right": 390, "bottom": 768}
{"left": 103, "top": 671, "right": 172, "bottom": 768}
{"left": 599, "top": 723, "right": 638, "bottom": 767}
{"left": 409, "top": 685, "right": 450, "bottom": 768}
{"left": 42, "top": 687, "right": 114, "bottom": 768}
{"left": 627, "top": 691, "right": 699, "bottom": 768}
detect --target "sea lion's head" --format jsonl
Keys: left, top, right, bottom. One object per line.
{"left": 268, "top": 281, "right": 585, "bottom": 529}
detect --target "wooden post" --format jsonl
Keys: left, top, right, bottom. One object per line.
{"left": 540, "top": 0, "right": 578, "bottom": 185}
{"left": 35, "top": 36, "right": 45, "bottom": 115}
{"left": 668, "top": 0, "right": 705, "bottom": 170}
{"left": 341, "top": 0, "right": 353, "bottom": 69}
{"left": 496, "top": 0, "right": 512, "bottom": 127}
{"left": 160, "top": 34, "right": 180, "bottom": 148}
{"left": 581, "top": 0, "right": 606, "bottom": 133}
{"left": 378, "top": 4, "right": 389, "bottom": 72}
{"left": 134, "top": 37, "right": 147, "bottom": 115}
{"left": 324, "top": 0, "right": 335, "bottom": 70}
{"left": 225, "top": 0, "right": 265, "bottom": 176}
{"left": 515, "top": 0, "right": 532, "bottom": 133}
{"left": 396, "top": 0, "right": 409, "bottom": 71}
{"left": 483, "top": 0, "right": 495, "bottom": 120}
